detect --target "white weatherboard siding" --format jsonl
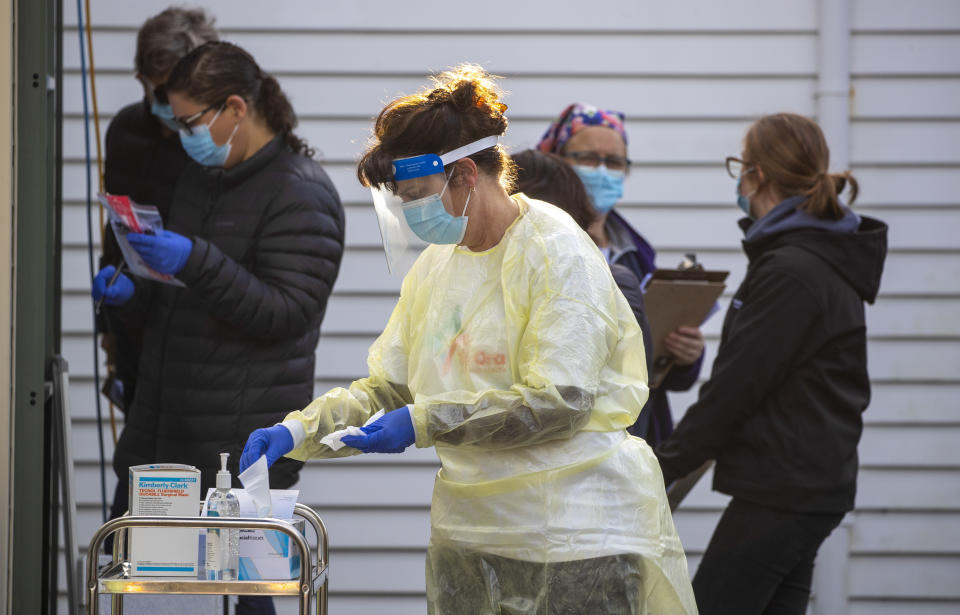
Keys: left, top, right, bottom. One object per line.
{"left": 58, "top": 1, "right": 960, "bottom": 612}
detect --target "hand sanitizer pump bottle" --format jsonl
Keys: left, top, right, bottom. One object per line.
{"left": 205, "top": 452, "right": 240, "bottom": 580}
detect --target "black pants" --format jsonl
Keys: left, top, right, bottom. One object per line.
{"left": 693, "top": 498, "right": 844, "bottom": 615}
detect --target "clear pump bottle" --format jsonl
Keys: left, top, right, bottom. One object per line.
{"left": 205, "top": 452, "right": 240, "bottom": 580}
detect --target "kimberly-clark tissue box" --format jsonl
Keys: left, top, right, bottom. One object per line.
{"left": 128, "top": 464, "right": 201, "bottom": 576}
{"left": 201, "top": 488, "right": 302, "bottom": 580}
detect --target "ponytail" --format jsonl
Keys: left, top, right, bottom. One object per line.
{"left": 166, "top": 41, "right": 314, "bottom": 158}
{"left": 803, "top": 170, "right": 859, "bottom": 220}
{"left": 256, "top": 73, "right": 314, "bottom": 158}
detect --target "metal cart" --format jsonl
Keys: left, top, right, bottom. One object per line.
{"left": 85, "top": 503, "right": 328, "bottom": 615}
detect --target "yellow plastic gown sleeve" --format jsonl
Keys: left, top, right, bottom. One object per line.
{"left": 282, "top": 287, "right": 414, "bottom": 461}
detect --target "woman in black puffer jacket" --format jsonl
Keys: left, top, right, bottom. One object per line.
{"left": 100, "top": 41, "right": 344, "bottom": 505}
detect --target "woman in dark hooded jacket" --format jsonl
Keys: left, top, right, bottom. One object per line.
{"left": 655, "top": 112, "right": 888, "bottom": 615}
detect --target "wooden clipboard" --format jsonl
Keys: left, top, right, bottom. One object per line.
{"left": 644, "top": 268, "right": 728, "bottom": 388}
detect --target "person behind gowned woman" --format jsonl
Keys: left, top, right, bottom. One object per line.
{"left": 538, "top": 103, "right": 705, "bottom": 446}
{"left": 512, "top": 148, "right": 653, "bottom": 373}
{"left": 94, "top": 41, "right": 345, "bottom": 615}
{"left": 655, "top": 113, "right": 888, "bottom": 615}
{"left": 239, "top": 65, "right": 696, "bottom": 614}
{"left": 92, "top": 4, "right": 218, "bottom": 539}
{"left": 97, "top": 7, "right": 218, "bottom": 415}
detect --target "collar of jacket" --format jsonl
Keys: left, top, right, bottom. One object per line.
{"left": 201, "top": 133, "right": 286, "bottom": 189}
{"left": 606, "top": 208, "right": 657, "bottom": 274}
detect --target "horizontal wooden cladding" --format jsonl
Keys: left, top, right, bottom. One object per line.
{"left": 679, "top": 466, "right": 960, "bottom": 511}
{"left": 58, "top": 199, "right": 960, "bottom": 256}
{"left": 62, "top": 0, "right": 820, "bottom": 31}
{"left": 669, "top": 382, "right": 960, "bottom": 426}
{"left": 68, "top": 432, "right": 960, "bottom": 507}
{"left": 59, "top": 243, "right": 960, "bottom": 299}
{"left": 851, "top": 34, "right": 960, "bottom": 75}
{"left": 61, "top": 71, "right": 960, "bottom": 122}
{"left": 853, "top": 78, "right": 960, "bottom": 119}
{"left": 57, "top": 289, "right": 960, "bottom": 339}
{"left": 61, "top": 72, "right": 823, "bottom": 119}
{"left": 65, "top": 502, "right": 960, "bottom": 574}
{"left": 61, "top": 30, "right": 821, "bottom": 76}
{"left": 61, "top": 116, "right": 960, "bottom": 165}
{"left": 60, "top": 0, "right": 960, "bottom": 32}
{"left": 848, "top": 601, "right": 960, "bottom": 615}
{"left": 60, "top": 157, "right": 960, "bottom": 208}
{"left": 67, "top": 420, "right": 960, "bottom": 481}
{"left": 62, "top": 29, "right": 960, "bottom": 79}
{"left": 58, "top": 327, "right": 960, "bottom": 383}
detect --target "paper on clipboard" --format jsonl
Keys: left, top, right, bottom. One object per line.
{"left": 98, "top": 193, "right": 185, "bottom": 286}
{"left": 643, "top": 267, "right": 728, "bottom": 389}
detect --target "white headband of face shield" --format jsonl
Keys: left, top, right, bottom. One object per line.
{"left": 438, "top": 135, "right": 500, "bottom": 167}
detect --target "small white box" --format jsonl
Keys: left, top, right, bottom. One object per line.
{"left": 238, "top": 517, "right": 306, "bottom": 580}
{"left": 128, "top": 464, "right": 201, "bottom": 577}
{"left": 201, "top": 488, "right": 302, "bottom": 580}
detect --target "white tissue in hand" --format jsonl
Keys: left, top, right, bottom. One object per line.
{"left": 320, "top": 409, "right": 386, "bottom": 451}
{"left": 238, "top": 455, "right": 272, "bottom": 517}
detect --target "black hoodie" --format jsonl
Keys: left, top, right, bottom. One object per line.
{"left": 655, "top": 200, "right": 888, "bottom": 513}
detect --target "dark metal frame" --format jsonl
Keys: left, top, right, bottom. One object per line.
{"left": 11, "top": 0, "right": 63, "bottom": 612}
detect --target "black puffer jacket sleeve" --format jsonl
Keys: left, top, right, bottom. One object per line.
{"left": 176, "top": 178, "right": 344, "bottom": 339}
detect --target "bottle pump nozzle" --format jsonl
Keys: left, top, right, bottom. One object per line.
{"left": 216, "top": 452, "right": 231, "bottom": 489}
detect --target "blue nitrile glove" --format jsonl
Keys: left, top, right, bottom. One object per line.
{"left": 239, "top": 424, "right": 295, "bottom": 473}
{"left": 92, "top": 265, "right": 135, "bottom": 306}
{"left": 341, "top": 407, "right": 416, "bottom": 454}
{"left": 126, "top": 230, "right": 193, "bottom": 275}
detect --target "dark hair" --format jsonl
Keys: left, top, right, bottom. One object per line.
{"left": 165, "top": 41, "right": 313, "bottom": 157}
{"left": 135, "top": 7, "right": 218, "bottom": 80}
{"left": 744, "top": 112, "right": 858, "bottom": 219}
{"left": 357, "top": 64, "right": 515, "bottom": 192}
{"left": 512, "top": 149, "right": 596, "bottom": 231}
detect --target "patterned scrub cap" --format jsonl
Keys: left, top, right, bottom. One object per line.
{"left": 537, "top": 103, "right": 628, "bottom": 153}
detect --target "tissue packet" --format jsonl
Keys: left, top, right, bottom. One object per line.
{"left": 238, "top": 455, "right": 272, "bottom": 517}
{"left": 320, "top": 408, "right": 385, "bottom": 450}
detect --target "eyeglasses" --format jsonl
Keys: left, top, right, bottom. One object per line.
{"left": 175, "top": 102, "right": 224, "bottom": 135}
{"left": 725, "top": 156, "right": 755, "bottom": 179}
{"left": 564, "top": 151, "right": 632, "bottom": 173}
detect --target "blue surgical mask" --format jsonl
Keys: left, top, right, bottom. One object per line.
{"left": 179, "top": 106, "right": 239, "bottom": 167}
{"left": 736, "top": 176, "right": 755, "bottom": 217}
{"left": 401, "top": 173, "right": 472, "bottom": 245}
{"left": 574, "top": 165, "right": 624, "bottom": 214}
{"left": 150, "top": 100, "right": 181, "bottom": 133}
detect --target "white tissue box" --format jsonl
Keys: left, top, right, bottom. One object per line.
{"left": 238, "top": 518, "right": 306, "bottom": 580}
{"left": 200, "top": 488, "right": 303, "bottom": 580}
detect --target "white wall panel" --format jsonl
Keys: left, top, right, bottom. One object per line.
{"left": 852, "top": 0, "right": 960, "bottom": 31}
{"left": 64, "top": 30, "right": 820, "bottom": 76}
{"left": 852, "top": 78, "right": 960, "bottom": 118}
{"left": 64, "top": 0, "right": 818, "bottom": 31}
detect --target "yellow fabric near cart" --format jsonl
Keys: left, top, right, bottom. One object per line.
{"left": 283, "top": 194, "right": 697, "bottom": 614}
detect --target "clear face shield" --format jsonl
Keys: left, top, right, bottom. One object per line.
{"left": 370, "top": 135, "right": 499, "bottom": 275}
